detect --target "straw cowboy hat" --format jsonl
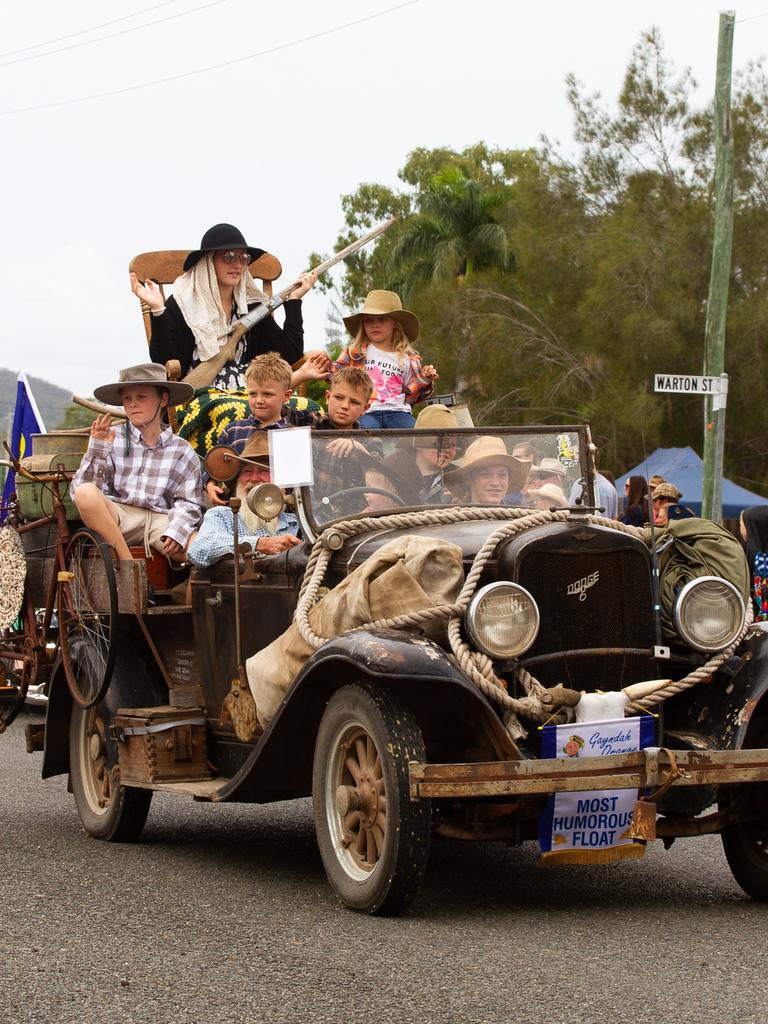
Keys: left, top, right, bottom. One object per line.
{"left": 652, "top": 481, "right": 682, "bottom": 501}
{"left": 183, "top": 223, "right": 265, "bottom": 272}
{"left": 343, "top": 290, "right": 421, "bottom": 342}
{"left": 446, "top": 436, "right": 531, "bottom": 495}
{"left": 412, "top": 403, "right": 460, "bottom": 449}
{"left": 528, "top": 482, "right": 569, "bottom": 508}
{"left": 94, "top": 363, "right": 194, "bottom": 406}
{"left": 530, "top": 457, "right": 567, "bottom": 479}
{"left": 204, "top": 432, "right": 271, "bottom": 482}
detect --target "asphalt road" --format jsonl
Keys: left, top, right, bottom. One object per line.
{"left": 1, "top": 710, "right": 766, "bottom": 1024}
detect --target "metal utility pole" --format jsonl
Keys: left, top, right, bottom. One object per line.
{"left": 702, "top": 11, "right": 735, "bottom": 523}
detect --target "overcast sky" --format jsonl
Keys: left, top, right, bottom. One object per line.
{"left": 1, "top": 0, "right": 766, "bottom": 399}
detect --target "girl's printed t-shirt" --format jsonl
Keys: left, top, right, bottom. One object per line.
{"left": 364, "top": 343, "right": 412, "bottom": 412}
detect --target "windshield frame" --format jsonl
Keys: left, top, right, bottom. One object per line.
{"left": 293, "top": 423, "right": 595, "bottom": 541}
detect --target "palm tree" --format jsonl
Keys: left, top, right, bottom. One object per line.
{"left": 388, "top": 167, "right": 512, "bottom": 298}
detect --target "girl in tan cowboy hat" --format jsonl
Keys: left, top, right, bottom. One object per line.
{"left": 445, "top": 436, "right": 531, "bottom": 506}
{"left": 332, "top": 290, "right": 439, "bottom": 428}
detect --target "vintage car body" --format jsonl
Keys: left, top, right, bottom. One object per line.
{"left": 8, "top": 423, "right": 768, "bottom": 915}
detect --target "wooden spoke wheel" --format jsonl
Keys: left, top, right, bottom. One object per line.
{"left": 313, "top": 682, "right": 431, "bottom": 915}
{"left": 70, "top": 702, "right": 151, "bottom": 841}
{"left": 58, "top": 529, "right": 118, "bottom": 707}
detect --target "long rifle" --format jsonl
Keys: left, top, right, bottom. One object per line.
{"left": 183, "top": 217, "right": 396, "bottom": 390}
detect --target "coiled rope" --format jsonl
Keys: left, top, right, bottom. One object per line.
{"left": 293, "top": 506, "right": 755, "bottom": 739}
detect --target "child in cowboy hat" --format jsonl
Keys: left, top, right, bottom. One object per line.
{"left": 130, "top": 222, "right": 318, "bottom": 390}
{"left": 445, "top": 436, "right": 531, "bottom": 506}
{"left": 70, "top": 363, "right": 205, "bottom": 563}
{"left": 332, "top": 290, "right": 439, "bottom": 428}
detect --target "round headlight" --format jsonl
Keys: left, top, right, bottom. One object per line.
{"left": 673, "top": 576, "right": 745, "bottom": 653}
{"left": 466, "top": 582, "right": 540, "bottom": 659}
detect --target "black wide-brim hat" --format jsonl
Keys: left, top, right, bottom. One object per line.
{"left": 183, "top": 223, "right": 265, "bottom": 272}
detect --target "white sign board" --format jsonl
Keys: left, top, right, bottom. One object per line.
{"left": 653, "top": 374, "right": 721, "bottom": 395}
{"left": 268, "top": 426, "right": 314, "bottom": 488}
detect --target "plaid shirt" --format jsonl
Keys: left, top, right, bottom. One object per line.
{"left": 70, "top": 422, "right": 204, "bottom": 546}
{"left": 203, "top": 407, "right": 322, "bottom": 486}
{"left": 331, "top": 345, "right": 434, "bottom": 406}
{"left": 187, "top": 507, "right": 299, "bottom": 567}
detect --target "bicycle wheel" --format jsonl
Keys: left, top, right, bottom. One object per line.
{"left": 58, "top": 528, "right": 118, "bottom": 707}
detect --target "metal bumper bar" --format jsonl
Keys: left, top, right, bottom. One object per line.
{"left": 409, "top": 747, "right": 768, "bottom": 799}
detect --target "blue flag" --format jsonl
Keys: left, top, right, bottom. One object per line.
{"left": 1, "top": 373, "right": 46, "bottom": 522}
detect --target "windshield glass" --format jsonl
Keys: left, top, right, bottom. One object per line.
{"left": 299, "top": 426, "right": 589, "bottom": 531}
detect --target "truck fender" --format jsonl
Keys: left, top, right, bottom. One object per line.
{"left": 221, "top": 629, "right": 518, "bottom": 803}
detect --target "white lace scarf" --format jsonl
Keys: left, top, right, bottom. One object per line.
{"left": 172, "top": 253, "right": 267, "bottom": 362}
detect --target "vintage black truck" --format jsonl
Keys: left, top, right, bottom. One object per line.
{"left": 2, "top": 423, "right": 767, "bottom": 915}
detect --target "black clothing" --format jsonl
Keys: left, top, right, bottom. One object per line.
{"left": 743, "top": 506, "right": 768, "bottom": 569}
{"left": 148, "top": 295, "right": 305, "bottom": 378}
{"left": 620, "top": 504, "right": 647, "bottom": 528}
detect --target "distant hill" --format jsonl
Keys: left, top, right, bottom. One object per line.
{"left": 0, "top": 368, "right": 79, "bottom": 433}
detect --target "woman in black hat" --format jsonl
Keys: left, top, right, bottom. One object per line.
{"left": 130, "top": 223, "right": 316, "bottom": 390}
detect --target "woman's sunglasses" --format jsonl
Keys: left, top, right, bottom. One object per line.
{"left": 218, "top": 250, "right": 251, "bottom": 266}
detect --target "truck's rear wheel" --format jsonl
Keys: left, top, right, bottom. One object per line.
{"left": 70, "top": 703, "right": 151, "bottom": 841}
{"left": 313, "top": 682, "right": 431, "bottom": 915}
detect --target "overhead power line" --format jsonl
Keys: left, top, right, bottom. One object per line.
{"left": 0, "top": 0, "right": 231, "bottom": 68}
{"left": 0, "top": 0, "right": 423, "bottom": 116}
{"left": 0, "top": 0, "right": 183, "bottom": 59}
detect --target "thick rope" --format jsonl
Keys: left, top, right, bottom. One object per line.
{"left": 295, "top": 506, "right": 641, "bottom": 738}
{"left": 293, "top": 504, "right": 752, "bottom": 739}
{"left": 630, "top": 603, "right": 756, "bottom": 708}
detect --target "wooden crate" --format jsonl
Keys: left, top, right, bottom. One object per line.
{"left": 112, "top": 706, "right": 209, "bottom": 784}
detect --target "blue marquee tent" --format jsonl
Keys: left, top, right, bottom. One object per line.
{"left": 616, "top": 447, "right": 768, "bottom": 520}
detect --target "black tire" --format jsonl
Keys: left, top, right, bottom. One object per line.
{"left": 58, "top": 529, "right": 118, "bottom": 707}
{"left": 721, "top": 714, "right": 768, "bottom": 900}
{"left": 70, "top": 703, "right": 152, "bottom": 841}
{"left": 312, "top": 682, "right": 431, "bottom": 915}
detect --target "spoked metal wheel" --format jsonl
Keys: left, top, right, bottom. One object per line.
{"left": 313, "top": 682, "right": 431, "bottom": 915}
{"left": 70, "top": 702, "right": 151, "bottom": 841}
{"left": 58, "top": 529, "right": 118, "bottom": 707}
{"left": 721, "top": 714, "right": 768, "bottom": 900}
{"left": 0, "top": 632, "right": 35, "bottom": 732}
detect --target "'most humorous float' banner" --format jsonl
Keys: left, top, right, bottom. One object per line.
{"left": 538, "top": 716, "right": 655, "bottom": 865}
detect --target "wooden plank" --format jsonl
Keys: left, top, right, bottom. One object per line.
{"left": 122, "top": 777, "right": 226, "bottom": 799}
{"left": 409, "top": 748, "right": 768, "bottom": 799}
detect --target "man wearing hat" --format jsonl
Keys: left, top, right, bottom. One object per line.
{"left": 652, "top": 481, "right": 695, "bottom": 525}
{"left": 379, "top": 404, "right": 461, "bottom": 505}
{"left": 186, "top": 433, "right": 301, "bottom": 567}
{"left": 70, "top": 364, "right": 205, "bottom": 562}
{"left": 130, "top": 222, "right": 317, "bottom": 389}
{"left": 446, "top": 436, "right": 531, "bottom": 506}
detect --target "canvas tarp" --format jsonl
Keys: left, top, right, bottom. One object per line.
{"left": 246, "top": 536, "right": 465, "bottom": 726}
{"left": 650, "top": 518, "right": 750, "bottom": 639}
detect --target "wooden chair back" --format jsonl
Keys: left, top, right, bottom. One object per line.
{"left": 128, "top": 250, "right": 283, "bottom": 346}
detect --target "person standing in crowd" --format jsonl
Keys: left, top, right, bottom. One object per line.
{"left": 130, "top": 223, "right": 317, "bottom": 389}
{"left": 621, "top": 475, "right": 650, "bottom": 527}
{"left": 740, "top": 506, "right": 768, "bottom": 622}
{"left": 651, "top": 482, "right": 694, "bottom": 525}
{"left": 568, "top": 450, "right": 618, "bottom": 518}
{"left": 333, "top": 290, "right": 438, "bottom": 428}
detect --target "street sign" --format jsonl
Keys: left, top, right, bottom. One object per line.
{"left": 654, "top": 374, "right": 723, "bottom": 394}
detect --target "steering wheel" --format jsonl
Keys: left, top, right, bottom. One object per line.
{"left": 322, "top": 486, "right": 406, "bottom": 509}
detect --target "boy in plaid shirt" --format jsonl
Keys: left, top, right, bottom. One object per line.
{"left": 71, "top": 363, "right": 204, "bottom": 562}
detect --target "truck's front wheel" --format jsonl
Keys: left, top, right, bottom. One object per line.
{"left": 313, "top": 682, "right": 431, "bottom": 915}
{"left": 721, "top": 713, "right": 768, "bottom": 900}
